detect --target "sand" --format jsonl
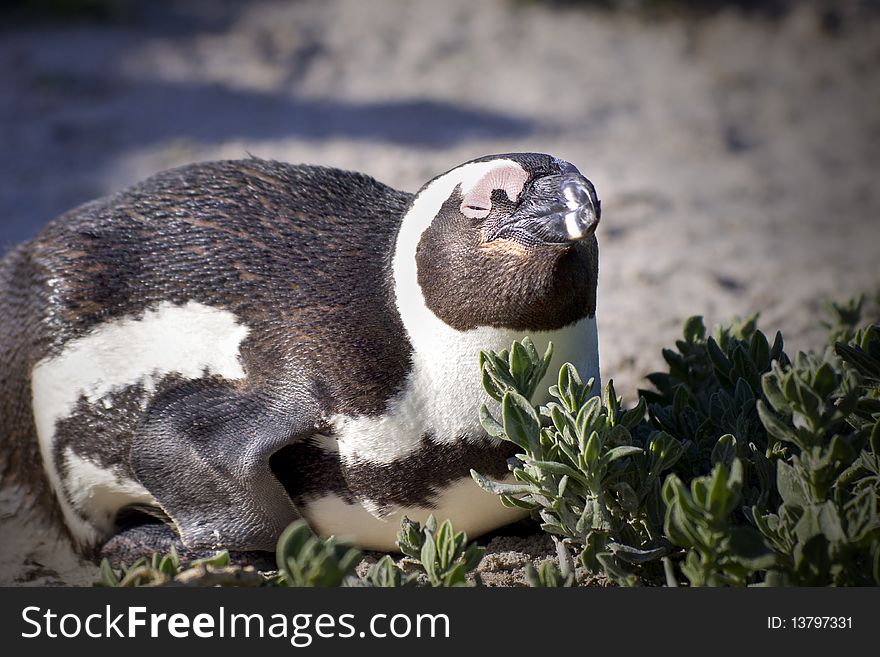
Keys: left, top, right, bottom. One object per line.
{"left": 1, "top": 0, "right": 878, "bottom": 586}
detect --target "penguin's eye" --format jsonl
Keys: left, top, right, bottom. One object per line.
{"left": 460, "top": 203, "right": 490, "bottom": 220}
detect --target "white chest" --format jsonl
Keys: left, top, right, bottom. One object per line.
{"left": 329, "top": 315, "right": 600, "bottom": 465}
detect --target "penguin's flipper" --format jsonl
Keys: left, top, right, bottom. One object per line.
{"left": 130, "top": 380, "right": 313, "bottom": 552}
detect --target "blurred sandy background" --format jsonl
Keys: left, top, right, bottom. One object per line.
{"left": 1, "top": 0, "right": 879, "bottom": 584}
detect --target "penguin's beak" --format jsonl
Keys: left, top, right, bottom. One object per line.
{"left": 488, "top": 172, "right": 601, "bottom": 245}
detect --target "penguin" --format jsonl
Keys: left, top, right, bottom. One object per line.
{"left": 0, "top": 153, "right": 601, "bottom": 559}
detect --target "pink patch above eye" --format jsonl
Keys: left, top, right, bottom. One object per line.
{"left": 460, "top": 163, "right": 529, "bottom": 219}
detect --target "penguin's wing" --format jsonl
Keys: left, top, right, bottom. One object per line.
{"left": 130, "top": 379, "right": 317, "bottom": 551}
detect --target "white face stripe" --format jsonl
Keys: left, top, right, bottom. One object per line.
{"left": 337, "top": 160, "right": 534, "bottom": 464}
{"left": 31, "top": 300, "right": 250, "bottom": 545}
{"left": 392, "top": 158, "right": 526, "bottom": 342}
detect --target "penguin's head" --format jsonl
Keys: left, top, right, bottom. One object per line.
{"left": 395, "top": 153, "right": 600, "bottom": 332}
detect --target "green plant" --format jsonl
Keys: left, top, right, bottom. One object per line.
{"left": 364, "top": 555, "right": 419, "bottom": 587}
{"left": 662, "top": 459, "right": 774, "bottom": 586}
{"left": 525, "top": 560, "right": 575, "bottom": 587}
{"left": 621, "top": 305, "right": 878, "bottom": 586}
{"left": 748, "top": 326, "right": 880, "bottom": 585}
{"left": 274, "top": 519, "right": 363, "bottom": 587}
{"left": 474, "top": 299, "right": 880, "bottom": 586}
{"left": 396, "top": 515, "right": 485, "bottom": 587}
{"left": 474, "top": 337, "right": 683, "bottom": 586}
{"left": 97, "top": 519, "right": 364, "bottom": 588}
{"left": 823, "top": 296, "right": 867, "bottom": 345}
{"left": 94, "top": 514, "right": 483, "bottom": 588}
{"left": 95, "top": 549, "right": 268, "bottom": 587}
{"left": 641, "top": 314, "right": 784, "bottom": 492}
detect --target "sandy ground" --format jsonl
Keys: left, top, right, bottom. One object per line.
{"left": 1, "top": 0, "right": 879, "bottom": 585}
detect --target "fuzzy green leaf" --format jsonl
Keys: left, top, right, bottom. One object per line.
{"left": 501, "top": 390, "right": 540, "bottom": 451}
